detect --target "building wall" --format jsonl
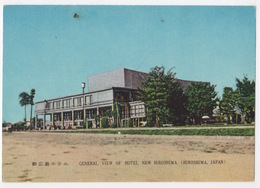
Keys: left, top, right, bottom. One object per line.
{"left": 35, "top": 102, "right": 45, "bottom": 111}
{"left": 174, "top": 79, "right": 210, "bottom": 91}
{"left": 91, "top": 89, "right": 113, "bottom": 104}
{"left": 124, "top": 69, "right": 147, "bottom": 89}
{"left": 88, "top": 68, "right": 125, "bottom": 92}
{"left": 88, "top": 68, "right": 147, "bottom": 92}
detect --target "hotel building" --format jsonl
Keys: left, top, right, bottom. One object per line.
{"left": 34, "top": 68, "right": 205, "bottom": 129}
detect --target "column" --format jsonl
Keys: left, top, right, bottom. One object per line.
{"left": 72, "top": 110, "right": 74, "bottom": 127}
{"left": 35, "top": 115, "right": 38, "bottom": 129}
{"left": 137, "top": 105, "right": 140, "bottom": 127}
{"left": 111, "top": 104, "right": 114, "bottom": 124}
{"left": 86, "top": 109, "right": 88, "bottom": 129}
{"left": 133, "top": 106, "right": 136, "bottom": 127}
{"left": 124, "top": 106, "right": 127, "bottom": 119}
{"left": 52, "top": 113, "right": 54, "bottom": 129}
{"left": 83, "top": 109, "right": 86, "bottom": 127}
{"left": 97, "top": 107, "right": 99, "bottom": 128}
{"left": 43, "top": 114, "right": 46, "bottom": 130}
{"left": 61, "top": 112, "right": 64, "bottom": 128}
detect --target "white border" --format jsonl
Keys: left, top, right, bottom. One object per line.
{"left": 0, "top": 1, "right": 258, "bottom": 188}
{"left": 0, "top": 0, "right": 258, "bottom": 6}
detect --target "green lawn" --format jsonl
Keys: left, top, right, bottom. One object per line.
{"left": 52, "top": 127, "right": 255, "bottom": 136}
{"left": 123, "top": 123, "right": 254, "bottom": 129}
{"left": 184, "top": 123, "right": 254, "bottom": 127}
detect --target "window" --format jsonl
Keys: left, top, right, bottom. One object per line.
{"left": 130, "top": 106, "right": 135, "bottom": 117}
{"left": 46, "top": 102, "right": 50, "bottom": 109}
{"left": 73, "top": 98, "right": 76, "bottom": 107}
{"left": 86, "top": 109, "right": 96, "bottom": 119}
{"left": 122, "top": 106, "right": 126, "bottom": 118}
{"left": 130, "top": 103, "right": 145, "bottom": 118}
{"left": 86, "top": 95, "right": 92, "bottom": 105}
{"left": 115, "top": 92, "right": 130, "bottom": 102}
{"left": 54, "top": 101, "right": 60, "bottom": 109}
{"left": 64, "top": 99, "right": 70, "bottom": 108}
{"left": 54, "top": 113, "right": 61, "bottom": 121}
{"left": 74, "top": 111, "right": 83, "bottom": 120}
{"left": 64, "top": 112, "right": 72, "bottom": 121}
{"left": 77, "top": 97, "right": 82, "bottom": 106}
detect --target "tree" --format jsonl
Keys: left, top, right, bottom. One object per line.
{"left": 138, "top": 66, "right": 176, "bottom": 127}
{"left": 235, "top": 76, "right": 255, "bottom": 123}
{"left": 236, "top": 76, "right": 255, "bottom": 97}
{"left": 186, "top": 82, "right": 218, "bottom": 125}
{"left": 93, "top": 113, "right": 100, "bottom": 128}
{"left": 105, "top": 109, "right": 113, "bottom": 125}
{"left": 101, "top": 117, "right": 109, "bottom": 128}
{"left": 29, "top": 89, "right": 36, "bottom": 127}
{"left": 167, "top": 82, "right": 187, "bottom": 125}
{"left": 220, "top": 76, "right": 255, "bottom": 124}
{"left": 220, "top": 87, "right": 235, "bottom": 123}
{"left": 112, "top": 99, "right": 122, "bottom": 128}
{"left": 19, "top": 92, "right": 30, "bottom": 123}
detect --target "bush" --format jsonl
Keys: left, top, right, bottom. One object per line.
{"left": 127, "top": 119, "right": 133, "bottom": 127}
{"left": 88, "top": 121, "right": 93, "bottom": 128}
{"left": 101, "top": 117, "right": 109, "bottom": 128}
{"left": 147, "top": 116, "right": 155, "bottom": 127}
{"left": 13, "top": 122, "right": 25, "bottom": 131}
{"left": 111, "top": 122, "right": 117, "bottom": 128}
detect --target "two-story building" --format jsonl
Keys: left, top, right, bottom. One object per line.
{"left": 35, "top": 68, "right": 208, "bottom": 129}
{"left": 35, "top": 68, "right": 147, "bottom": 129}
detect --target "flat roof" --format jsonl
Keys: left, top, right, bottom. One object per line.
{"left": 88, "top": 67, "right": 147, "bottom": 78}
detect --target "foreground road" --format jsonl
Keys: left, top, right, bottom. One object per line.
{"left": 2, "top": 132, "right": 255, "bottom": 182}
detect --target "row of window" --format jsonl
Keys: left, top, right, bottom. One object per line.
{"left": 50, "top": 110, "right": 96, "bottom": 121}
{"left": 50, "top": 105, "right": 145, "bottom": 121}
{"left": 46, "top": 96, "right": 92, "bottom": 109}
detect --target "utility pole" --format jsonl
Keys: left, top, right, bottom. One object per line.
{"left": 82, "top": 82, "right": 85, "bottom": 128}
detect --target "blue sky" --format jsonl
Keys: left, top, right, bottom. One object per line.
{"left": 3, "top": 6, "right": 255, "bottom": 123}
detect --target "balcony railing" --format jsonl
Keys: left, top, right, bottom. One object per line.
{"left": 37, "top": 99, "right": 114, "bottom": 112}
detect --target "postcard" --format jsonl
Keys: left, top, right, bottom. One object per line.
{"left": 1, "top": 3, "right": 256, "bottom": 184}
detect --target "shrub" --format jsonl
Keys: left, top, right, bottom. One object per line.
{"left": 88, "top": 121, "right": 93, "bottom": 128}
{"left": 101, "top": 117, "right": 109, "bottom": 128}
{"left": 111, "top": 122, "right": 117, "bottom": 128}
{"left": 147, "top": 116, "right": 155, "bottom": 127}
{"left": 13, "top": 122, "right": 25, "bottom": 131}
{"left": 127, "top": 119, "right": 133, "bottom": 127}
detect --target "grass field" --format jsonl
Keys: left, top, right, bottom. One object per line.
{"left": 48, "top": 127, "right": 255, "bottom": 136}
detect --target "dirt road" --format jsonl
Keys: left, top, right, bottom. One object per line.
{"left": 2, "top": 132, "right": 255, "bottom": 182}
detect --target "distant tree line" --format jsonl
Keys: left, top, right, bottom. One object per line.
{"left": 138, "top": 66, "right": 255, "bottom": 126}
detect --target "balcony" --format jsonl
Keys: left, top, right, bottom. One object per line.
{"left": 35, "top": 99, "right": 114, "bottom": 114}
